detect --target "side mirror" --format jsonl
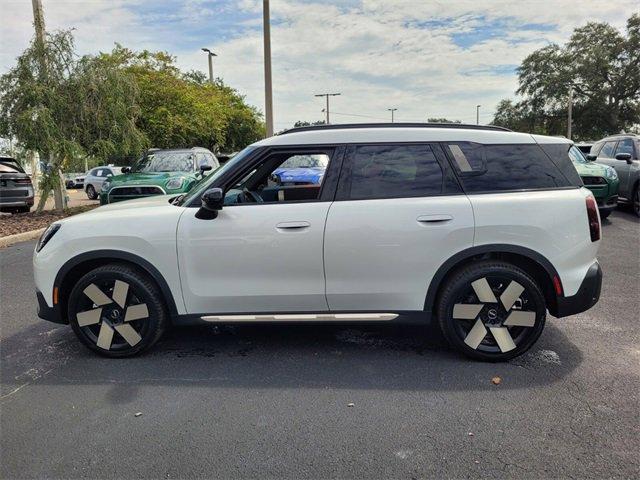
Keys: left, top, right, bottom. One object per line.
{"left": 196, "top": 187, "right": 224, "bottom": 220}
{"left": 586, "top": 154, "right": 597, "bottom": 161}
{"left": 200, "top": 164, "right": 213, "bottom": 174}
{"left": 121, "top": 166, "right": 131, "bottom": 173}
{"left": 615, "top": 153, "right": 632, "bottom": 164}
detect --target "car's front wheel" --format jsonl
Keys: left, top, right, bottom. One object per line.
{"left": 437, "top": 260, "right": 546, "bottom": 362}
{"left": 633, "top": 185, "right": 640, "bottom": 217}
{"left": 86, "top": 184, "right": 97, "bottom": 200}
{"left": 67, "top": 264, "right": 168, "bottom": 357}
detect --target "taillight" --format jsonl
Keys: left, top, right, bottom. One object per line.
{"left": 14, "top": 178, "right": 32, "bottom": 185}
{"left": 585, "top": 196, "right": 600, "bottom": 242}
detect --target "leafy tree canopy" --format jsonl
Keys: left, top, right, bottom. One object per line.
{"left": 427, "top": 118, "right": 461, "bottom": 124}
{"left": 492, "top": 14, "right": 639, "bottom": 140}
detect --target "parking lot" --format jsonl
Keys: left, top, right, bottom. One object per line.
{"left": 1, "top": 209, "right": 638, "bottom": 479}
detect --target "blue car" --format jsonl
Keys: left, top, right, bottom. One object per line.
{"left": 272, "top": 166, "right": 325, "bottom": 185}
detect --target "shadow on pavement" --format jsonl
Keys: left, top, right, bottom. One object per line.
{"left": 1, "top": 318, "right": 584, "bottom": 401}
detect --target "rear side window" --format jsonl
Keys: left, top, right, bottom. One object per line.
{"left": 599, "top": 141, "right": 617, "bottom": 158}
{"left": 538, "top": 144, "right": 583, "bottom": 186}
{"left": 348, "top": 144, "right": 443, "bottom": 200}
{"left": 446, "top": 143, "right": 572, "bottom": 192}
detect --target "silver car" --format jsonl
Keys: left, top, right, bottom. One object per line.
{"left": 84, "top": 166, "right": 123, "bottom": 200}
{"left": 0, "top": 157, "right": 34, "bottom": 214}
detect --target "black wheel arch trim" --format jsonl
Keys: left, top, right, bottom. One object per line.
{"left": 423, "top": 244, "right": 562, "bottom": 314}
{"left": 49, "top": 250, "right": 180, "bottom": 324}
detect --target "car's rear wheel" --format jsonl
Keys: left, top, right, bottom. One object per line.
{"left": 67, "top": 264, "right": 168, "bottom": 357}
{"left": 437, "top": 261, "right": 546, "bottom": 362}
{"left": 86, "top": 184, "right": 97, "bottom": 200}
{"left": 633, "top": 185, "right": 640, "bottom": 217}
{"left": 600, "top": 210, "right": 611, "bottom": 220}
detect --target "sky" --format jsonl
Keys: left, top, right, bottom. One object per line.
{"left": 1, "top": 0, "right": 637, "bottom": 130}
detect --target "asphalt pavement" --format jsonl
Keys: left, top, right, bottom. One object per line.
{"left": 1, "top": 209, "right": 639, "bottom": 479}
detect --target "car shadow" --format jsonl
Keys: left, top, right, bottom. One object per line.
{"left": 1, "top": 318, "right": 583, "bottom": 403}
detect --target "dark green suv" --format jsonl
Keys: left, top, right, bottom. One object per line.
{"left": 569, "top": 145, "right": 619, "bottom": 219}
{"left": 100, "top": 148, "right": 219, "bottom": 204}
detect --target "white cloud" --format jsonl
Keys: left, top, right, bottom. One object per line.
{"left": 1, "top": 0, "right": 637, "bottom": 129}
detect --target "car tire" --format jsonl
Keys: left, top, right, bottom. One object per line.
{"left": 67, "top": 264, "right": 168, "bottom": 357}
{"left": 437, "top": 260, "right": 546, "bottom": 362}
{"left": 86, "top": 184, "right": 97, "bottom": 200}
{"left": 633, "top": 185, "right": 640, "bottom": 218}
{"left": 600, "top": 210, "right": 611, "bottom": 220}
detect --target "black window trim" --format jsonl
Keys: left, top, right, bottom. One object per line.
{"left": 334, "top": 141, "right": 461, "bottom": 202}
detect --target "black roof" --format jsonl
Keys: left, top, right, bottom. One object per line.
{"left": 278, "top": 122, "right": 511, "bottom": 135}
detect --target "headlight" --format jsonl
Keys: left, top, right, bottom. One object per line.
{"left": 166, "top": 177, "right": 185, "bottom": 190}
{"left": 101, "top": 181, "right": 111, "bottom": 192}
{"left": 36, "top": 224, "right": 61, "bottom": 252}
{"left": 604, "top": 167, "right": 618, "bottom": 180}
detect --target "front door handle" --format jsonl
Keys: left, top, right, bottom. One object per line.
{"left": 276, "top": 221, "right": 310, "bottom": 230}
{"left": 417, "top": 214, "right": 453, "bottom": 224}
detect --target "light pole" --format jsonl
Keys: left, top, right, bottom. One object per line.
{"left": 201, "top": 48, "right": 217, "bottom": 84}
{"left": 476, "top": 105, "right": 481, "bottom": 125}
{"left": 567, "top": 87, "right": 573, "bottom": 139}
{"left": 263, "top": 0, "right": 274, "bottom": 137}
{"left": 315, "top": 93, "right": 341, "bottom": 124}
{"left": 388, "top": 108, "right": 398, "bottom": 123}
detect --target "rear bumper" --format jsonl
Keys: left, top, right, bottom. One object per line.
{"left": 552, "top": 262, "right": 602, "bottom": 318}
{"left": 36, "top": 290, "right": 66, "bottom": 324}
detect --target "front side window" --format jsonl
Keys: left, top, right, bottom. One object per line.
{"left": 447, "top": 143, "right": 570, "bottom": 192}
{"left": 615, "top": 138, "right": 635, "bottom": 157}
{"left": 135, "top": 151, "right": 195, "bottom": 173}
{"left": 599, "top": 141, "right": 617, "bottom": 158}
{"left": 347, "top": 144, "right": 443, "bottom": 200}
{"left": 223, "top": 151, "right": 332, "bottom": 205}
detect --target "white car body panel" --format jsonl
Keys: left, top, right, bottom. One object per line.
{"left": 324, "top": 195, "right": 474, "bottom": 310}
{"left": 33, "top": 195, "right": 186, "bottom": 312}
{"left": 469, "top": 187, "right": 597, "bottom": 296}
{"left": 176, "top": 202, "right": 330, "bottom": 313}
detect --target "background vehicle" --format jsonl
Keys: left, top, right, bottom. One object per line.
{"left": 0, "top": 157, "right": 34, "bottom": 214}
{"left": 99, "top": 147, "right": 218, "bottom": 204}
{"left": 34, "top": 124, "right": 602, "bottom": 362}
{"left": 271, "top": 154, "right": 327, "bottom": 185}
{"left": 590, "top": 134, "right": 640, "bottom": 216}
{"left": 575, "top": 143, "right": 593, "bottom": 155}
{"left": 569, "top": 145, "right": 619, "bottom": 219}
{"left": 83, "top": 166, "right": 123, "bottom": 200}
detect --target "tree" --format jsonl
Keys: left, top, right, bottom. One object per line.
{"left": 427, "top": 118, "right": 461, "bottom": 124}
{"left": 293, "top": 120, "right": 326, "bottom": 127}
{"left": 0, "top": 31, "right": 147, "bottom": 211}
{"left": 500, "top": 14, "right": 640, "bottom": 139}
{"left": 99, "top": 46, "right": 264, "bottom": 153}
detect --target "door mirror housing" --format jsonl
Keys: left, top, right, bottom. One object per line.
{"left": 121, "top": 166, "right": 131, "bottom": 173}
{"left": 586, "top": 154, "right": 597, "bottom": 161}
{"left": 196, "top": 187, "right": 224, "bottom": 220}
{"left": 200, "top": 164, "right": 213, "bottom": 174}
{"left": 615, "top": 153, "right": 633, "bottom": 164}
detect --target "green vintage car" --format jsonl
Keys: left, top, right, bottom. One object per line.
{"left": 100, "top": 148, "right": 219, "bottom": 205}
{"left": 569, "top": 145, "right": 619, "bottom": 219}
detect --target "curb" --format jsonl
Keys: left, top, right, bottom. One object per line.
{"left": 0, "top": 228, "right": 45, "bottom": 249}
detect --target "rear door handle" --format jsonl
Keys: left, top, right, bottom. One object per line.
{"left": 417, "top": 214, "right": 453, "bottom": 224}
{"left": 276, "top": 221, "right": 311, "bottom": 230}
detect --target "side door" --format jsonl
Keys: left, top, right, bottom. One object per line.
{"left": 323, "top": 143, "right": 474, "bottom": 311}
{"left": 177, "top": 146, "right": 343, "bottom": 315}
{"left": 613, "top": 139, "right": 636, "bottom": 199}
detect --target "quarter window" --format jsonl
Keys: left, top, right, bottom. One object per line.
{"left": 447, "top": 143, "right": 570, "bottom": 192}
{"left": 347, "top": 144, "right": 443, "bottom": 200}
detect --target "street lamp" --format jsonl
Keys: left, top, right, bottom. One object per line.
{"left": 263, "top": 0, "right": 274, "bottom": 137}
{"left": 388, "top": 108, "right": 398, "bottom": 123}
{"left": 476, "top": 105, "right": 481, "bottom": 125}
{"left": 201, "top": 48, "right": 217, "bottom": 84}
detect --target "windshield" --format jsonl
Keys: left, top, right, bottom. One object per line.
{"left": 134, "top": 151, "right": 195, "bottom": 173}
{"left": 569, "top": 145, "right": 587, "bottom": 164}
{"left": 179, "top": 146, "right": 256, "bottom": 206}
{"left": 0, "top": 160, "right": 25, "bottom": 173}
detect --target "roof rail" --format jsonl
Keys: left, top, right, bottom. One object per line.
{"left": 278, "top": 122, "right": 512, "bottom": 135}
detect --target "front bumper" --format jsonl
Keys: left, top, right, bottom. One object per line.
{"left": 597, "top": 195, "right": 618, "bottom": 213}
{"left": 553, "top": 262, "right": 602, "bottom": 318}
{"left": 36, "top": 290, "right": 66, "bottom": 324}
